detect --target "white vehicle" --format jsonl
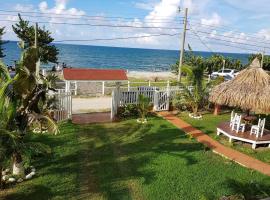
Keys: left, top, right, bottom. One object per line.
{"left": 211, "top": 69, "right": 239, "bottom": 79}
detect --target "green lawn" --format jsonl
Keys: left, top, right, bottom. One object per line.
{"left": 1, "top": 116, "right": 270, "bottom": 199}
{"left": 179, "top": 112, "right": 270, "bottom": 164}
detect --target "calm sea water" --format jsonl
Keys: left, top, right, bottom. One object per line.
{"left": 2, "top": 41, "right": 250, "bottom": 72}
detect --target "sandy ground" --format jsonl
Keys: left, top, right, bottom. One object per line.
{"left": 67, "top": 71, "right": 176, "bottom": 114}
{"left": 127, "top": 71, "right": 176, "bottom": 80}
{"left": 72, "top": 97, "right": 111, "bottom": 114}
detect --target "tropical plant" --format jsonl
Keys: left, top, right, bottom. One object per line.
{"left": 0, "top": 27, "right": 7, "bottom": 58}
{"left": 12, "top": 14, "right": 59, "bottom": 64}
{"left": 0, "top": 42, "right": 58, "bottom": 177}
{"left": 137, "top": 94, "right": 150, "bottom": 122}
{"left": 171, "top": 51, "right": 243, "bottom": 75}
{"left": 248, "top": 53, "right": 270, "bottom": 71}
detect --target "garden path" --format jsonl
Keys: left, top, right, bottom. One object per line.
{"left": 159, "top": 112, "right": 270, "bottom": 176}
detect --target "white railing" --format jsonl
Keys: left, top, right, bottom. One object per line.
{"left": 54, "top": 91, "right": 72, "bottom": 122}
{"left": 111, "top": 85, "right": 192, "bottom": 119}
{"left": 58, "top": 80, "right": 190, "bottom": 96}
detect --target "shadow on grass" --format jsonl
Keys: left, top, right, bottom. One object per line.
{"left": 76, "top": 118, "right": 204, "bottom": 199}
{"left": 223, "top": 178, "right": 270, "bottom": 200}
{"left": 3, "top": 185, "right": 52, "bottom": 200}
{"left": 1, "top": 117, "right": 205, "bottom": 199}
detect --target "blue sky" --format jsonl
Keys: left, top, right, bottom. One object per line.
{"left": 1, "top": 0, "right": 270, "bottom": 53}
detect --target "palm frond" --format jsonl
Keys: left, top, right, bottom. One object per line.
{"left": 0, "top": 60, "right": 11, "bottom": 81}
{"left": 29, "top": 113, "right": 59, "bottom": 135}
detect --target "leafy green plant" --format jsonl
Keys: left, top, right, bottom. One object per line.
{"left": 117, "top": 104, "right": 139, "bottom": 119}
{"left": 137, "top": 94, "right": 150, "bottom": 122}
{"left": 0, "top": 42, "right": 58, "bottom": 177}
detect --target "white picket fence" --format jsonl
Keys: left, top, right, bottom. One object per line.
{"left": 111, "top": 86, "right": 188, "bottom": 120}
{"left": 54, "top": 90, "right": 72, "bottom": 122}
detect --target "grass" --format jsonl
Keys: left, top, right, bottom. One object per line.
{"left": 1, "top": 116, "right": 270, "bottom": 199}
{"left": 179, "top": 112, "right": 270, "bottom": 163}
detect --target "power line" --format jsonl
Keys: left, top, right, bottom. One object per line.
{"left": 189, "top": 20, "right": 270, "bottom": 43}
{"left": 188, "top": 24, "right": 214, "bottom": 53}
{"left": 54, "top": 33, "right": 179, "bottom": 43}
{"left": 192, "top": 28, "right": 270, "bottom": 47}
{"left": 192, "top": 32, "right": 270, "bottom": 50}
{"left": 0, "top": 19, "right": 183, "bottom": 30}
{"left": 187, "top": 34, "right": 262, "bottom": 54}
{"left": 0, "top": 12, "right": 183, "bottom": 24}
{"left": 188, "top": 24, "right": 270, "bottom": 50}
{"left": 0, "top": 9, "right": 184, "bottom": 21}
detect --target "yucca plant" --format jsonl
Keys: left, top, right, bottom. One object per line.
{"left": 0, "top": 42, "right": 58, "bottom": 177}
{"left": 137, "top": 94, "right": 150, "bottom": 123}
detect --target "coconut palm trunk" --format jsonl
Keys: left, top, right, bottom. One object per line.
{"left": 0, "top": 165, "right": 3, "bottom": 189}
{"left": 12, "top": 151, "right": 25, "bottom": 176}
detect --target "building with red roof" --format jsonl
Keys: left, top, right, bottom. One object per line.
{"left": 63, "top": 68, "right": 128, "bottom": 95}
{"left": 63, "top": 68, "right": 128, "bottom": 81}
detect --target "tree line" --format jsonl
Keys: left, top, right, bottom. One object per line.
{"left": 171, "top": 47, "right": 270, "bottom": 75}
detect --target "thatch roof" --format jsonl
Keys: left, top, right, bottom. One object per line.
{"left": 209, "top": 58, "right": 270, "bottom": 113}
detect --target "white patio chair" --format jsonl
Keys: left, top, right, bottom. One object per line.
{"left": 231, "top": 114, "right": 245, "bottom": 133}
{"left": 229, "top": 110, "right": 236, "bottom": 127}
{"left": 250, "top": 118, "right": 266, "bottom": 138}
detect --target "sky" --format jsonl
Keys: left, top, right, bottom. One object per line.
{"left": 1, "top": 0, "right": 270, "bottom": 53}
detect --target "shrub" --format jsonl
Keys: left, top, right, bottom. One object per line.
{"left": 117, "top": 104, "right": 139, "bottom": 119}
{"left": 172, "top": 93, "right": 188, "bottom": 112}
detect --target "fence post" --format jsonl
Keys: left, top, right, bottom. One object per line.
{"left": 153, "top": 90, "right": 159, "bottom": 111}
{"left": 148, "top": 80, "right": 151, "bottom": 87}
{"left": 74, "top": 81, "right": 77, "bottom": 96}
{"left": 102, "top": 81, "right": 105, "bottom": 95}
{"left": 128, "top": 81, "right": 130, "bottom": 91}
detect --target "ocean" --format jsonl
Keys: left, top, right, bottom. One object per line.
{"left": 2, "top": 41, "right": 250, "bottom": 72}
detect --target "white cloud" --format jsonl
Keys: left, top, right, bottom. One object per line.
{"left": 145, "top": 0, "right": 180, "bottom": 27}
{"left": 134, "top": 1, "right": 156, "bottom": 10}
{"left": 201, "top": 13, "right": 222, "bottom": 26}
{"left": 37, "top": 0, "right": 85, "bottom": 18}
{"left": 257, "top": 29, "right": 270, "bottom": 40}
{"left": 14, "top": 4, "right": 35, "bottom": 12}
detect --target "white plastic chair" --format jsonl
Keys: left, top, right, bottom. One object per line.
{"left": 231, "top": 114, "right": 245, "bottom": 133}
{"left": 250, "top": 118, "right": 265, "bottom": 138}
{"left": 229, "top": 110, "right": 236, "bottom": 127}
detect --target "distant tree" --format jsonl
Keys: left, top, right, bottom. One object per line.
{"left": 12, "top": 14, "right": 59, "bottom": 64}
{"left": 171, "top": 50, "right": 243, "bottom": 75}
{"left": 0, "top": 27, "right": 7, "bottom": 58}
{"left": 248, "top": 53, "right": 270, "bottom": 71}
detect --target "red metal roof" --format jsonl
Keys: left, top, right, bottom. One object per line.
{"left": 63, "top": 68, "right": 128, "bottom": 81}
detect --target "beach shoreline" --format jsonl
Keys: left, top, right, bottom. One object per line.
{"left": 127, "top": 70, "right": 176, "bottom": 80}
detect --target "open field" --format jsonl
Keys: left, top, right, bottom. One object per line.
{"left": 1, "top": 116, "right": 270, "bottom": 200}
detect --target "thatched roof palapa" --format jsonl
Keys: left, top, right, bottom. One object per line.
{"left": 209, "top": 58, "right": 270, "bottom": 113}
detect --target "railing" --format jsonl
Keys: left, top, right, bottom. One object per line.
{"left": 54, "top": 91, "right": 72, "bottom": 122}
{"left": 56, "top": 80, "right": 190, "bottom": 96}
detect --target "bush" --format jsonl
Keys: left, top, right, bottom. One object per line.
{"left": 117, "top": 104, "right": 139, "bottom": 119}
{"left": 172, "top": 93, "right": 188, "bottom": 112}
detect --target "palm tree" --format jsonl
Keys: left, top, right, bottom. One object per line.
{"left": 137, "top": 94, "right": 150, "bottom": 123}
{"left": 0, "top": 42, "right": 58, "bottom": 176}
{"left": 176, "top": 63, "right": 223, "bottom": 116}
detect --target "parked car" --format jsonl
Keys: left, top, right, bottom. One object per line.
{"left": 211, "top": 69, "right": 239, "bottom": 79}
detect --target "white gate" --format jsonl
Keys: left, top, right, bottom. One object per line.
{"left": 54, "top": 90, "right": 72, "bottom": 122}
{"left": 153, "top": 91, "right": 170, "bottom": 111}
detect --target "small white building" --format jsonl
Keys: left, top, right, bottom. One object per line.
{"left": 63, "top": 68, "right": 128, "bottom": 95}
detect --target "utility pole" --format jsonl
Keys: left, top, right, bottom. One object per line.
{"left": 177, "top": 8, "right": 188, "bottom": 82}
{"left": 34, "top": 23, "right": 38, "bottom": 48}
{"left": 34, "top": 23, "right": 40, "bottom": 78}
{"left": 261, "top": 48, "right": 265, "bottom": 68}
{"left": 222, "top": 59, "right": 225, "bottom": 71}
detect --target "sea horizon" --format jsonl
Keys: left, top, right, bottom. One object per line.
{"left": 2, "top": 41, "right": 251, "bottom": 72}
